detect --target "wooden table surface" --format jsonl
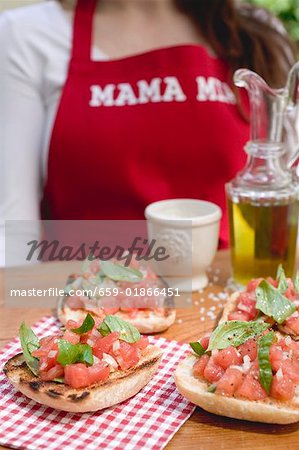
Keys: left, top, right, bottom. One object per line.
{"left": 0, "top": 250, "right": 298, "bottom": 450}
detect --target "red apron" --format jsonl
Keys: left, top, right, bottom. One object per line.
{"left": 43, "top": 0, "right": 249, "bottom": 247}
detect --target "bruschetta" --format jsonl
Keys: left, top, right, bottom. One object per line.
{"left": 175, "top": 266, "right": 299, "bottom": 424}
{"left": 57, "top": 257, "right": 176, "bottom": 333}
{"left": 4, "top": 314, "right": 162, "bottom": 412}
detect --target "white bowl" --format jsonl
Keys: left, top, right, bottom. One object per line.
{"left": 145, "top": 199, "right": 222, "bottom": 292}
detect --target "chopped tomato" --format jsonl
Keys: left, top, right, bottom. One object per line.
{"left": 32, "top": 336, "right": 58, "bottom": 358}
{"left": 266, "top": 277, "right": 278, "bottom": 288}
{"left": 86, "top": 362, "right": 110, "bottom": 385}
{"left": 238, "top": 338, "right": 257, "bottom": 361}
{"left": 64, "top": 364, "right": 90, "bottom": 389}
{"left": 213, "top": 347, "right": 242, "bottom": 370}
{"left": 116, "top": 342, "right": 139, "bottom": 370}
{"left": 203, "top": 358, "right": 225, "bottom": 383}
{"left": 282, "top": 360, "right": 299, "bottom": 383}
{"left": 93, "top": 332, "right": 120, "bottom": 359}
{"left": 269, "top": 344, "right": 284, "bottom": 372}
{"left": 236, "top": 293, "right": 258, "bottom": 320}
{"left": 40, "top": 364, "right": 64, "bottom": 381}
{"left": 200, "top": 336, "right": 210, "bottom": 350}
{"left": 64, "top": 363, "right": 110, "bottom": 388}
{"left": 246, "top": 278, "right": 263, "bottom": 293}
{"left": 270, "top": 374, "right": 295, "bottom": 401}
{"left": 132, "top": 336, "right": 149, "bottom": 350}
{"left": 62, "top": 330, "right": 80, "bottom": 345}
{"left": 227, "top": 311, "right": 251, "bottom": 322}
{"left": 216, "top": 368, "right": 244, "bottom": 396}
{"left": 66, "top": 319, "right": 82, "bottom": 330}
{"left": 193, "top": 354, "right": 210, "bottom": 378}
{"left": 236, "top": 374, "right": 267, "bottom": 400}
{"left": 283, "top": 315, "right": 299, "bottom": 335}
{"left": 103, "top": 308, "right": 120, "bottom": 315}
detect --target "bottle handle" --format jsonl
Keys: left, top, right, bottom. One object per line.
{"left": 285, "top": 62, "right": 299, "bottom": 169}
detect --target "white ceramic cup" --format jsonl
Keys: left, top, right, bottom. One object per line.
{"left": 144, "top": 199, "right": 222, "bottom": 292}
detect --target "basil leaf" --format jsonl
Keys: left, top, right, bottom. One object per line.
{"left": 53, "top": 378, "right": 65, "bottom": 384}
{"left": 258, "top": 331, "right": 274, "bottom": 394}
{"left": 207, "top": 320, "right": 269, "bottom": 351}
{"left": 255, "top": 280, "right": 296, "bottom": 324}
{"left": 276, "top": 265, "right": 288, "bottom": 294}
{"left": 207, "top": 384, "right": 216, "bottom": 393}
{"left": 71, "top": 313, "right": 95, "bottom": 335}
{"left": 19, "top": 322, "right": 40, "bottom": 376}
{"left": 294, "top": 271, "right": 299, "bottom": 294}
{"left": 98, "top": 315, "right": 141, "bottom": 343}
{"left": 57, "top": 340, "right": 93, "bottom": 366}
{"left": 189, "top": 342, "right": 205, "bottom": 357}
{"left": 100, "top": 260, "right": 143, "bottom": 283}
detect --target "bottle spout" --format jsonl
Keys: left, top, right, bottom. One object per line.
{"left": 234, "top": 69, "right": 285, "bottom": 143}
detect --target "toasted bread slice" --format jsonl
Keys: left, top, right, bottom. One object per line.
{"left": 175, "top": 354, "right": 299, "bottom": 424}
{"left": 4, "top": 345, "right": 162, "bottom": 413}
{"left": 57, "top": 303, "right": 176, "bottom": 334}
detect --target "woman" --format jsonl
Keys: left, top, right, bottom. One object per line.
{"left": 0, "top": 0, "right": 295, "bottom": 264}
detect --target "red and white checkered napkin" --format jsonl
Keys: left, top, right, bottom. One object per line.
{"left": 0, "top": 316, "right": 195, "bottom": 450}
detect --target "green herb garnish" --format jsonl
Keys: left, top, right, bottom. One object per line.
{"left": 258, "top": 331, "right": 274, "bottom": 394}
{"left": 255, "top": 280, "right": 296, "bottom": 324}
{"left": 189, "top": 342, "right": 206, "bottom": 357}
{"left": 100, "top": 260, "right": 143, "bottom": 283}
{"left": 98, "top": 315, "right": 141, "bottom": 343}
{"left": 207, "top": 384, "right": 217, "bottom": 393}
{"left": 19, "top": 323, "right": 40, "bottom": 376}
{"left": 57, "top": 340, "right": 93, "bottom": 367}
{"left": 71, "top": 313, "right": 95, "bottom": 335}
{"left": 207, "top": 320, "right": 269, "bottom": 351}
{"left": 276, "top": 265, "right": 288, "bottom": 294}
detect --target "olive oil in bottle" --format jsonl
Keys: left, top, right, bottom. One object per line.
{"left": 226, "top": 65, "right": 299, "bottom": 287}
{"left": 228, "top": 199, "right": 299, "bottom": 285}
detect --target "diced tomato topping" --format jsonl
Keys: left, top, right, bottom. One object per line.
{"left": 199, "top": 336, "right": 210, "bottom": 350}
{"left": 116, "top": 342, "right": 139, "bottom": 370}
{"left": 236, "top": 292, "right": 258, "bottom": 320}
{"left": 213, "top": 347, "right": 242, "bottom": 370}
{"left": 40, "top": 364, "right": 64, "bottom": 381}
{"left": 236, "top": 374, "right": 267, "bottom": 400}
{"left": 62, "top": 330, "right": 80, "bottom": 345}
{"left": 284, "top": 315, "right": 299, "bottom": 335}
{"left": 216, "top": 368, "right": 244, "bottom": 396}
{"left": 132, "top": 336, "right": 149, "bottom": 350}
{"left": 193, "top": 354, "right": 210, "bottom": 378}
{"left": 203, "top": 358, "right": 225, "bottom": 383}
{"left": 32, "top": 336, "right": 58, "bottom": 358}
{"left": 266, "top": 277, "right": 278, "bottom": 288}
{"left": 93, "top": 332, "right": 120, "bottom": 359}
{"left": 89, "top": 259, "right": 100, "bottom": 274}
{"left": 269, "top": 345, "right": 284, "bottom": 372}
{"left": 64, "top": 364, "right": 90, "bottom": 388}
{"left": 66, "top": 296, "right": 85, "bottom": 309}
{"left": 103, "top": 308, "right": 120, "bottom": 315}
{"left": 270, "top": 374, "right": 295, "bottom": 401}
{"left": 282, "top": 360, "right": 299, "bottom": 383}
{"left": 227, "top": 310, "right": 251, "bottom": 322}
{"left": 66, "top": 319, "right": 83, "bottom": 330}
{"left": 86, "top": 362, "right": 110, "bottom": 385}
{"left": 238, "top": 338, "right": 257, "bottom": 362}
{"left": 246, "top": 278, "right": 263, "bottom": 293}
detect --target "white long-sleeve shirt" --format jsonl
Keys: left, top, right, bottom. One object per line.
{"left": 0, "top": 1, "right": 107, "bottom": 265}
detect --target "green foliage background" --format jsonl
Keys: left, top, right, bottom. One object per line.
{"left": 245, "top": 0, "right": 299, "bottom": 42}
